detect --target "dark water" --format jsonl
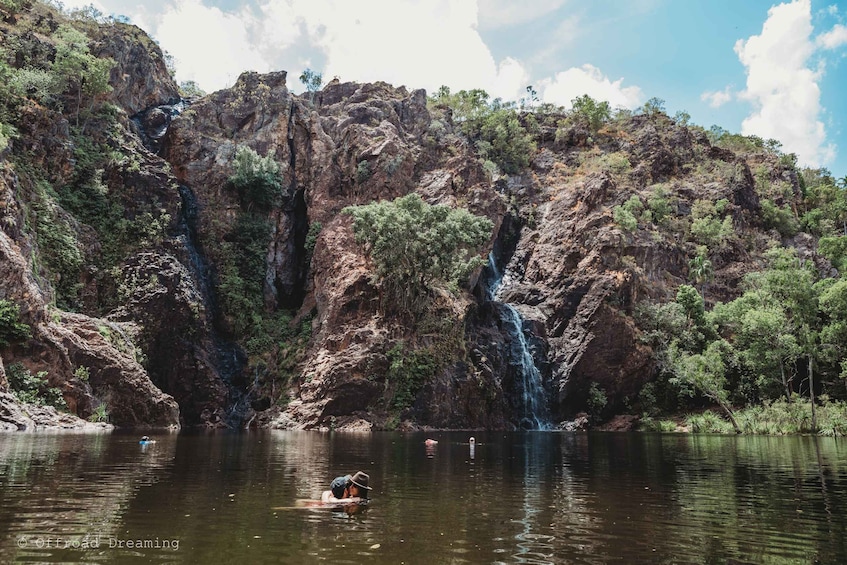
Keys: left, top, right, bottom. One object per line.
{"left": 1, "top": 431, "right": 846, "bottom": 564}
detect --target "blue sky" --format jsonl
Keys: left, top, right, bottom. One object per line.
{"left": 61, "top": 0, "right": 847, "bottom": 177}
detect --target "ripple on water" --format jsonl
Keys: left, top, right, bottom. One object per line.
{"left": 2, "top": 432, "right": 847, "bottom": 564}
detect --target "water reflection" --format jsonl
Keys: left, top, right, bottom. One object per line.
{"left": 0, "top": 431, "right": 178, "bottom": 563}
{"left": 1, "top": 431, "right": 846, "bottom": 563}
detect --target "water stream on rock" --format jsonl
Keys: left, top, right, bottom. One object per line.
{"left": 487, "top": 253, "right": 551, "bottom": 430}
{"left": 178, "top": 186, "right": 248, "bottom": 427}
{"left": 130, "top": 98, "right": 187, "bottom": 154}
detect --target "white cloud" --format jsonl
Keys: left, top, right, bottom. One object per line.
{"left": 537, "top": 64, "right": 643, "bottom": 109}
{"left": 252, "top": 0, "right": 528, "bottom": 100}
{"left": 700, "top": 87, "right": 733, "bottom": 108}
{"left": 79, "top": 0, "right": 528, "bottom": 100}
{"left": 735, "top": 0, "right": 835, "bottom": 167}
{"left": 528, "top": 14, "right": 582, "bottom": 69}
{"left": 817, "top": 24, "right": 847, "bottom": 49}
{"left": 477, "top": 0, "right": 569, "bottom": 29}
{"left": 147, "top": 0, "right": 272, "bottom": 92}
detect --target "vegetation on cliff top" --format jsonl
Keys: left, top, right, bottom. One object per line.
{"left": 1, "top": 2, "right": 173, "bottom": 311}
{"left": 428, "top": 77, "right": 847, "bottom": 433}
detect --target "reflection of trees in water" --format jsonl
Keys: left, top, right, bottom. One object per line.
{"left": 540, "top": 433, "right": 847, "bottom": 564}
{"left": 3, "top": 432, "right": 847, "bottom": 563}
{"left": 671, "top": 435, "right": 847, "bottom": 564}
{"left": 0, "top": 432, "right": 177, "bottom": 562}
{"left": 544, "top": 433, "right": 609, "bottom": 564}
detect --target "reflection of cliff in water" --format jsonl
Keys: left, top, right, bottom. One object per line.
{"left": 0, "top": 433, "right": 177, "bottom": 562}
{"left": 513, "top": 433, "right": 557, "bottom": 562}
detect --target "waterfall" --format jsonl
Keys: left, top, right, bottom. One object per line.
{"left": 131, "top": 98, "right": 189, "bottom": 154}
{"left": 487, "top": 253, "right": 551, "bottom": 430}
{"left": 178, "top": 186, "right": 248, "bottom": 427}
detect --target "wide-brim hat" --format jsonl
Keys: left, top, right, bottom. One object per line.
{"left": 350, "top": 471, "right": 372, "bottom": 490}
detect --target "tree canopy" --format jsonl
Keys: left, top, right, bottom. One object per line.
{"left": 344, "top": 193, "right": 493, "bottom": 315}
{"left": 428, "top": 86, "right": 535, "bottom": 174}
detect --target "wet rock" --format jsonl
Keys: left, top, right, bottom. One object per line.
{"left": 108, "top": 252, "right": 229, "bottom": 427}
{"left": 0, "top": 391, "right": 113, "bottom": 431}
{"left": 597, "top": 414, "right": 640, "bottom": 431}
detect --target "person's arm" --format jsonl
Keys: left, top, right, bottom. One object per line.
{"left": 320, "top": 492, "right": 363, "bottom": 504}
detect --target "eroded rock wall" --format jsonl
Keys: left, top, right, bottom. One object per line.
{"left": 1, "top": 4, "right": 810, "bottom": 431}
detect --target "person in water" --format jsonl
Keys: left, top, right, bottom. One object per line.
{"left": 321, "top": 471, "right": 372, "bottom": 504}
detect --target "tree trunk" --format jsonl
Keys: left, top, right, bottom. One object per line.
{"left": 809, "top": 356, "right": 817, "bottom": 433}
{"left": 780, "top": 362, "right": 791, "bottom": 402}
{"left": 717, "top": 400, "right": 741, "bottom": 434}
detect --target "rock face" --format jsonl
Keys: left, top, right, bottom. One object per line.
{"left": 0, "top": 391, "right": 113, "bottom": 431}
{"left": 0, "top": 4, "right": 818, "bottom": 431}
{"left": 92, "top": 22, "right": 181, "bottom": 115}
{"left": 164, "top": 72, "right": 509, "bottom": 430}
{"left": 0, "top": 169, "right": 180, "bottom": 429}
{"left": 0, "top": 4, "right": 188, "bottom": 430}
{"left": 107, "top": 251, "right": 230, "bottom": 427}
{"left": 494, "top": 171, "right": 656, "bottom": 416}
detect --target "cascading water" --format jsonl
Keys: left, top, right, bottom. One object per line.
{"left": 487, "top": 253, "right": 552, "bottom": 430}
{"left": 131, "top": 98, "right": 188, "bottom": 154}
{"left": 178, "top": 185, "right": 248, "bottom": 427}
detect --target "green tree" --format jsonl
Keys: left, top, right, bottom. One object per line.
{"left": 179, "top": 80, "right": 206, "bottom": 98}
{"left": 743, "top": 248, "right": 821, "bottom": 428}
{"left": 647, "top": 185, "right": 672, "bottom": 225}
{"left": 689, "top": 198, "right": 733, "bottom": 248}
{"left": 569, "top": 94, "right": 610, "bottom": 132}
{"left": 675, "top": 284, "right": 716, "bottom": 352}
{"left": 688, "top": 248, "right": 713, "bottom": 295}
{"left": 428, "top": 86, "right": 490, "bottom": 123}
{"left": 673, "top": 110, "right": 691, "bottom": 126}
{"left": 0, "top": 300, "right": 31, "bottom": 348}
{"left": 428, "top": 87, "right": 535, "bottom": 174}
{"left": 818, "top": 236, "right": 847, "bottom": 271}
{"left": 6, "top": 363, "right": 67, "bottom": 409}
{"left": 818, "top": 277, "right": 847, "bottom": 394}
{"left": 613, "top": 205, "right": 637, "bottom": 232}
{"left": 474, "top": 108, "right": 535, "bottom": 174}
{"left": 799, "top": 176, "right": 846, "bottom": 236}
{"left": 718, "top": 298, "right": 801, "bottom": 401}
{"left": 520, "top": 85, "right": 538, "bottom": 110}
{"left": 51, "top": 25, "right": 115, "bottom": 124}
{"left": 343, "top": 193, "right": 493, "bottom": 315}
{"left": 228, "top": 145, "right": 282, "bottom": 209}
{"left": 299, "top": 68, "right": 322, "bottom": 102}
{"left": 640, "top": 97, "right": 666, "bottom": 117}
{"left": 669, "top": 340, "right": 740, "bottom": 433}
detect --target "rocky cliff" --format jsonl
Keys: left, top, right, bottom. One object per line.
{"left": 0, "top": 2, "right": 831, "bottom": 431}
